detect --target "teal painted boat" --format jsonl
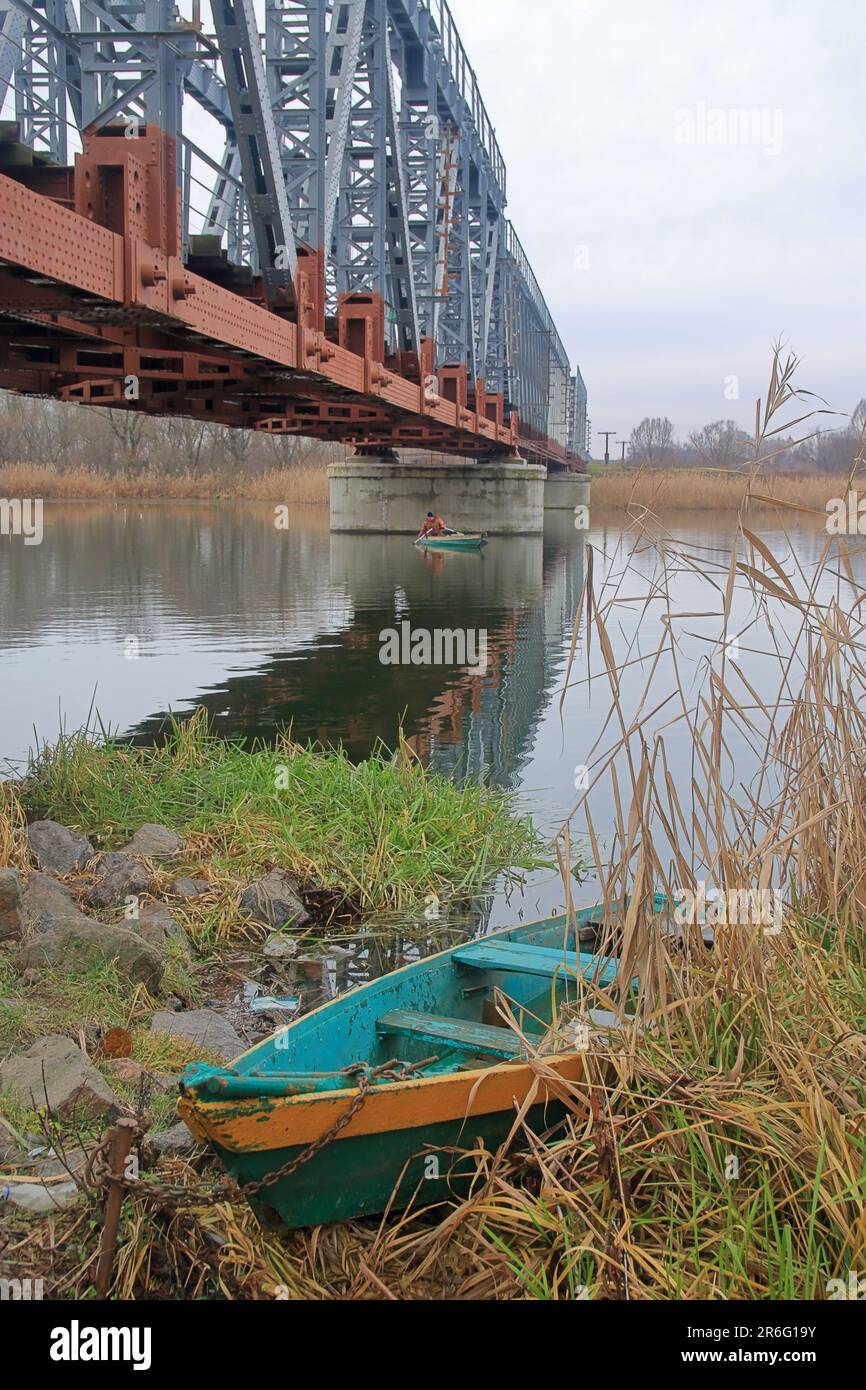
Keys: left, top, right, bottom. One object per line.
{"left": 415, "top": 532, "right": 488, "bottom": 552}
{"left": 178, "top": 903, "right": 625, "bottom": 1230}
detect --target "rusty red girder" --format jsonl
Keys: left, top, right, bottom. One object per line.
{"left": 0, "top": 127, "right": 571, "bottom": 466}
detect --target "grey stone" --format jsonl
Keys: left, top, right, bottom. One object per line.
{"left": 21, "top": 872, "right": 86, "bottom": 935}
{"left": 16, "top": 918, "right": 164, "bottom": 991}
{"left": 240, "top": 869, "right": 310, "bottom": 931}
{"left": 144, "top": 1120, "right": 199, "bottom": 1160}
{"left": 85, "top": 852, "right": 152, "bottom": 909}
{"left": 134, "top": 904, "right": 191, "bottom": 956}
{"left": 170, "top": 877, "right": 211, "bottom": 901}
{"left": 149, "top": 1008, "right": 243, "bottom": 1062}
{"left": 0, "top": 867, "right": 24, "bottom": 941}
{"left": 27, "top": 820, "right": 94, "bottom": 875}
{"left": 36, "top": 1140, "right": 100, "bottom": 1180}
{"left": 0, "top": 1034, "right": 121, "bottom": 1121}
{"left": 123, "top": 823, "right": 186, "bottom": 860}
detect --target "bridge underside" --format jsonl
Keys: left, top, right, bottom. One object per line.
{"left": 0, "top": 126, "right": 570, "bottom": 466}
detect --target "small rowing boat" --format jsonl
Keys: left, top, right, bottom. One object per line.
{"left": 178, "top": 903, "right": 624, "bottom": 1230}
{"left": 415, "top": 532, "right": 488, "bottom": 552}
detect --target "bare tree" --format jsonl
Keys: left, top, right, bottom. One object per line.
{"left": 103, "top": 407, "right": 149, "bottom": 474}
{"left": 629, "top": 416, "right": 675, "bottom": 465}
{"left": 159, "top": 416, "right": 209, "bottom": 474}
{"left": 688, "top": 419, "right": 752, "bottom": 469}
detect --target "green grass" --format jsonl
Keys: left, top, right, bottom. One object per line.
{"left": 0, "top": 954, "right": 155, "bottom": 1055}
{"left": 20, "top": 710, "right": 551, "bottom": 915}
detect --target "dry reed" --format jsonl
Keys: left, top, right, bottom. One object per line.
{"left": 592, "top": 465, "right": 848, "bottom": 518}
{"left": 0, "top": 462, "right": 331, "bottom": 505}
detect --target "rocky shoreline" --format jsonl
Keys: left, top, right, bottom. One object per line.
{"left": 0, "top": 817, "right": 339, "bottom": 1213}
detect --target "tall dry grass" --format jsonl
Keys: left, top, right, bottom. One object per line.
{"left": 592, "top": 465, "right": 846, "bottom": 517}
{"left": 0, "top": 461, "right": 331, "bottom": 504}
{"left": 269, "top": 349, "right": 866, "bottom": 1300}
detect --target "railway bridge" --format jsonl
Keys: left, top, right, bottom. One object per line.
{"left": 0, "top": 0, "right": 590, "bottom": 531}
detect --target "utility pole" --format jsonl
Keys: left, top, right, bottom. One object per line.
{"left": 620, "top": 441, "right": 628, "bottom": 463}
{"left": 598, "top": 431, "right": 616, "bottom": 466}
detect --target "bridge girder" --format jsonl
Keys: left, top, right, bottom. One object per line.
{"left": 0, "top": 0, "right": 586, "bottom": 465}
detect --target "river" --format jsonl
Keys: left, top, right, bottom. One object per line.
{"left": 0, "top": 501, "right": 844, "bottom": 928}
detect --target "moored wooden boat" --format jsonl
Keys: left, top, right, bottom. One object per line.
{"left": 415, "top": 532, "right": 488, "bottom": 551}
{"left": 178, "top": 904, "right": 620, "bottom": 1229}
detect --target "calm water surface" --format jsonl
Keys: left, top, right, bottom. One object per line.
{"left": 0, "top": 502, "right": 847, "bottom": 931}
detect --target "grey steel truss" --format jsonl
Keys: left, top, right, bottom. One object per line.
{"left": 0, "top": 0, "right": 584, "bottom": 444}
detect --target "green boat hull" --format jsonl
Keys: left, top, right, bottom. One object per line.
{"left": 416, "top": 533, "right": 487, "bottom": 552}
{"left": 214, "top": 1101, "right": 566, "bottom": 1229}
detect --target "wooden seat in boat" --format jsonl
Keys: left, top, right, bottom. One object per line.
{"left": 377, "top": 1010, "right": 543, "bottom": 1060}
{"left": 452, "top": 939, "right": 617, "bottom": 986}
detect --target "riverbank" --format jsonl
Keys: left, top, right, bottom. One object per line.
{"left": 0, "top": 462, "right": 331, "bottom": 505}
{"left": 0, "top": 715, "right": 550, "bottom": 1296}
{"left": 3, "top": 461, "right": 850, "bottom": 518}
{"left": 590, "top": 466, "right": 845, "bottom": 516}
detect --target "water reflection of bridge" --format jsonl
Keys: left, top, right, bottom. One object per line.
{"left": 127, "top": 515, "right": 585, "bottom": 788}
{"left": 413, "top": 523, "right": 586, "bottom": 788}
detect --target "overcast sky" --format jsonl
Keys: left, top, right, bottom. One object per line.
{"left": 448, "top": 0, "right": 865, "bottom": 448}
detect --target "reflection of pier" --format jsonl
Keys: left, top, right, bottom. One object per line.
{"left": 419, "top": 516, "right": 586, "bottom": 787}
{"left": 125, "top": 515, "right": 585, "bottom": 787}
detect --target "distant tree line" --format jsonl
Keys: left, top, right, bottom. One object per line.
{"left": 2, "top": 388, "right": 863, "bottom": 478}
{"left": 0, "top": 391, "right": 340, "bottom": 477}
{"left": 622, "top": 401, "right": 866, "bottom": 472}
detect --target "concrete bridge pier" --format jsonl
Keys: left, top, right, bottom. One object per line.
{"left": 544, "top": 471, "right": 592, "bottom": 511}
{"left": 329, "top": 454, "right": 548, "bottom": 534}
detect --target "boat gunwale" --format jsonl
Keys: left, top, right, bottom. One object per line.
{"left": 178, "top": 1051, "right": 587, "bottom": 1149}
{"left": 179, "top": 905, "right": 605, "bottom": 1146}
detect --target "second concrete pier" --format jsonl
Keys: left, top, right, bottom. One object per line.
{"left": 329, "top": 456, "right": 548, "bottom": 534}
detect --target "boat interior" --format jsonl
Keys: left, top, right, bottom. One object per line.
{"left": 182, "top": 909, "right": 627, "bottom": 1103}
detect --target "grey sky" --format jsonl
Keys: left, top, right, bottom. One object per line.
{"left": 449, "top": 0, "right": 865, "bottom": 447}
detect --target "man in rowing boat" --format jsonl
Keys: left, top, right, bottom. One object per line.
{"left": 418, "top": 511, "right": 449, "bottom": 539}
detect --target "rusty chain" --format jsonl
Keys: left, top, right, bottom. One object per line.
{"left": 83, "top": 1057, "right": 438, "bottom": 1213}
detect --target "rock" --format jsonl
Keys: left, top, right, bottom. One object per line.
{"left": 134, "top": 904, "right": 191, "bottom": 956}
{"left": 21, "top": 872, "right": 86, "bottom": 935}
{"left": 170, "top": 877, "right": 211, "bottom": 901}
{"left": 240, "top": 869, "right": 310, "bottom": 931}
{"left": 36, "top": 1140, "right": 99, "bottom": 1180}
{"left": 85, "top": 852, "right": 151, "bottom": 909}
{"left": 102, "top": 1058, "right": 173, "bottom": 1092}
{"left": 0, "top": 867, "right": 24, "bottom": 941}
{"left": 16, "top": 918, "right": 164, "bottom": 991}
{"left": 0, "top": 1114, "right": 27, "bottom": 1164}
{"left": 27, "top": 820, "right": 94, "bottom": 875}
{"left": 123, "top": 823, "right": 186, "bottom": 860}
{"left": 149, "top": 1008, "right": 243, "bottom": 1062}
{"left": 262, "top": 932, "right": 299, "bottom": 963}
{"left": 101, "top": 1056, "right": 147, "bottom": 1086}
{"left": 144, "top": 1120, "right": 199, "bottom": 1160}
{"left": 0, "top": 1035, "right": 121, "bottom": 1121}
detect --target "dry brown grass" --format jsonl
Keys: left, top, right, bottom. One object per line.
{"left": 0, "top": 461, "right": 331, "bottom": 505}
{"left": 592, "top": 465, "right": 845, "bottom": 518}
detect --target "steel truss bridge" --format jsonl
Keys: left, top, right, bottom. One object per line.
{"left": 0, "top": 0, "right": 588, "bottom": 465}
